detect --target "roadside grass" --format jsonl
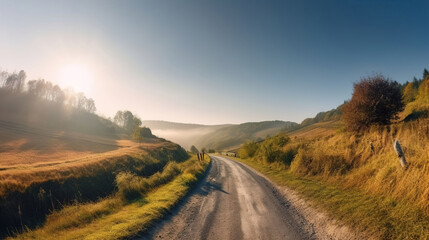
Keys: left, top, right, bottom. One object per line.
{"left": 235, "top": 157, "right": 429, "bottom": 240}
{"left": 10, "top": 155, "right": 210, "bottom": 240}
{"left": 0, "top": 141, "right": 189, "bottom": 237}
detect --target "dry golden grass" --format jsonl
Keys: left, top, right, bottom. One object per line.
{"left": 10, "top": 155, "right": 210, "bottom": 240}
{"left": 234, "top": 100, "right": 429, "bottom": 239}
{"left": 288, "top": 120, "right": 343, "bottom": 139}
{"left": 0, "top": 116, "right": 188, "bottom": 237}
{"left": 0, "top": 118, "right": 183, "bottom": 198}
{"left": 0, "top": 118, "right": 175, "bottom": 191}
{"left": 237, "top": 118, "right": 429, "bottom": 239}
{"left": 287, "top": 119, "right": 429, "bottom": 215}
{"left": 0, "top": 119, "right": 142, "bottom": 167}
{"left": 0, "top": 139, "right": 174, "bottom": 195}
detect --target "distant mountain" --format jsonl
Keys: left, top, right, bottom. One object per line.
{"left": 142, "top": 120, "right": 298, "bottom": 151}
{"left": 141, "top": 120, "right": 231, "bottom": 150}
{"left": 196, "top": 121, "right": 298, "bottom": 150}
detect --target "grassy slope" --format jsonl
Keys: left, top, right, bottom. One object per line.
{"left": 287, "top": 120, "right": 342, "bottom": 139}
{"left": 11, "top": 155, "right": 210, "bottom": 240}
{"left": 0, "top": 114, "right": 188, "bottom": 237}
{"left": 233, "top": 75, "right": 429, "bottom": 239}
{"left": 235, "top": 157, "right": 429, "bottom": 240}
{"left": 0, "top": 119, "right": 133, "bottom": 167}
{"left": 196, "top": 120, "right": 298, "bottom": 150}
{"left": 235, "top": 110, "right": 429, "bottom": 239}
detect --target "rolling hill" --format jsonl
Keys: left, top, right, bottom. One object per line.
{"left": 143, "top": 120, "right": 298, "bottom": 151}
{"left": 142, "top": 120, "right": 232, "bottom": 150}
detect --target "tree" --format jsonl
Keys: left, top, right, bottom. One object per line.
{"left": 123, "top": 111, "right": 135, "bottom": 132}
{"left": 85, "top": 98, "right": 96, "bottom": 113}
{"left": 0, "top": 71, "right": 9, "bottom": 88}
{"left": 132, "top": 126, "right": 154, "bottom": 143}
{"left": 52, "top": 85, "right": 65, "bottom": 104}
{"left": 114, "top": 111, "right": 124, "bottom": 126}
{"left": 16, "top": 70, "right": 26, "bottom": 93}
{"left": 4, "top": 70, "right": 26, "bottom": 92}
{"left": 417, "top": 77, "right": 429, "bottom": 102}
{"left": 27, "top": 80, "right": 38, "bottom": 95}
{"left": 114, "top": 110, "right": 142, "bottom": 133}
{"left": 133, "top": 117, "right": 142, "bottom": 130}
{"left": 342, "top": 75, "right": 404, "bottom": 132}
{"left": 76, "top": 93, "right": 87, "bottom": 110}
{"left": 4, "top": 73, "right": 18, "bottom": 91}
{"left": 403, "top": 82, "right": 418, "bottom": 103}
{"left": 190, "top": 145, "right": 199, "bottom": 154}
{"left": 424, "top": 68, "right": 429, "bottom": 80}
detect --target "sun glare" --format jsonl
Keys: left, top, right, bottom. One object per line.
{"left": 58, "top": 64, "right": 93, "bottom": 94}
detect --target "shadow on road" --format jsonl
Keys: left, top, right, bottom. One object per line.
{"left": 198, "top": 181, "right": 229, "bottom": 195}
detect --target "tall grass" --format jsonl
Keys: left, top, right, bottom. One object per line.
{"left": 116, "top": 162, "right": 181, "bottom": 201}
{"left": 238, "top": 118, "right": 429, "bottom": 239}
{"left": 0, "top": 142, "right": 188, "bottom": 237}
{"left": 10, "top": 154, "right": 210, "bottom": 240}
{"left": 288, "top": 119, "right": 429, "bottom": 215}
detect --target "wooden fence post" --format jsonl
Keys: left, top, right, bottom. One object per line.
{"left": 393, "top": 139, "right": 408, "bottom": 169}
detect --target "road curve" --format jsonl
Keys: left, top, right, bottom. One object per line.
{"left": 139, "top": 155, "right": 314, "bottom": 240}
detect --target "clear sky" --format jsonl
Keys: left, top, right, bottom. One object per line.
{"left": 1, "top": 0, "right": 428, "bottom": 124}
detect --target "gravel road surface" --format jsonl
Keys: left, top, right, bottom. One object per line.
{"left": 138, "top": 155, "right": 314, "bottom": 240}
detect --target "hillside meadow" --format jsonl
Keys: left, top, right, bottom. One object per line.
{"left": 9, "top": 154, "right": 210, "bottom": 240}
{"left": 236, "top": 73, "right": 429, "bottom": 239}
{"left": 0, "top": 133, "right": 189, "bottom": 237}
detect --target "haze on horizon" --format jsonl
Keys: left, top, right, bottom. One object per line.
{"left": 1, "top": 0, "right": 428, "bottom": 125}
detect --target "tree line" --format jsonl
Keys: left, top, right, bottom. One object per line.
{"left": 113, "top": 110, "right": 154, "bottom": 141}
{"left": 0, "top": 69, "right": 96, "bottom": 113}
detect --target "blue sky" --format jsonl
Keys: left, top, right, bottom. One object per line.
{"left": 0, "top": 0, "right": 428, "bottom": 124}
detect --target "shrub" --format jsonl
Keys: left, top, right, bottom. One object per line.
{"left": 256, "top": 133, "right": 291, "bottom": 164}
{"left": 282, "top": 145, "right": 298, "bottom": 166}
{"left": 115, "top": 172, "right": 146, "bottom": 201}
{"left": 132, "top": 126, "right": 154, "bottom": 141}
{"left": 115, "top": 162, "right": 181, "bottom": 202}
{"left": 190, "top": 145, "right": 199, "bottom": 154}
{"left": 290, "top": 148, "right": 351, "bottom": 177}
{"left": 342, "top": 75, "right": 404, "bottom": 132}
{"left": 238, "top": 141, "right": 259, "bottom": 158}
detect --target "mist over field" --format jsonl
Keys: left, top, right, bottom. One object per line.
{"left": 150, "top": 128, "right": 215, "bottom": 149}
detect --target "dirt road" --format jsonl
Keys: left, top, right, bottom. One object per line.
{"left": 139, "top": 155, "right": 314, "bottom": 240}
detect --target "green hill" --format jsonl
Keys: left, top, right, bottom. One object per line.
{"left": 197, "top": 120, "right": 298, "bottom": 150}
{"left": 143, "top": 120, "right": 298, "bottom": 151}
{"left": 141, "top": 120, "right": 231, "bottom": 150}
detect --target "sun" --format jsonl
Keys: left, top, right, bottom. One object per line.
{"left": 58, "top": 64, "right": 93, "bottom": 95}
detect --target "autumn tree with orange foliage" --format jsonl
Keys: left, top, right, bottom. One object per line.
{"left": 342, "top": 75, "right": 404, "bottom": 132}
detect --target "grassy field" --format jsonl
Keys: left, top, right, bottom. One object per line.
{"left": 0, "top": 119, "right": 137, "bottom": 167}
{"left": 10, "top": 154, "right": 210, "bottom": 240}
{"left": 0, "top": 116, "right": 192, "bottom": 238}
{"left": 235, "top": 117, "right": 429, "bottom": 239}
{"left": 287, "top": 120, "right": 343, "bottom": 139}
